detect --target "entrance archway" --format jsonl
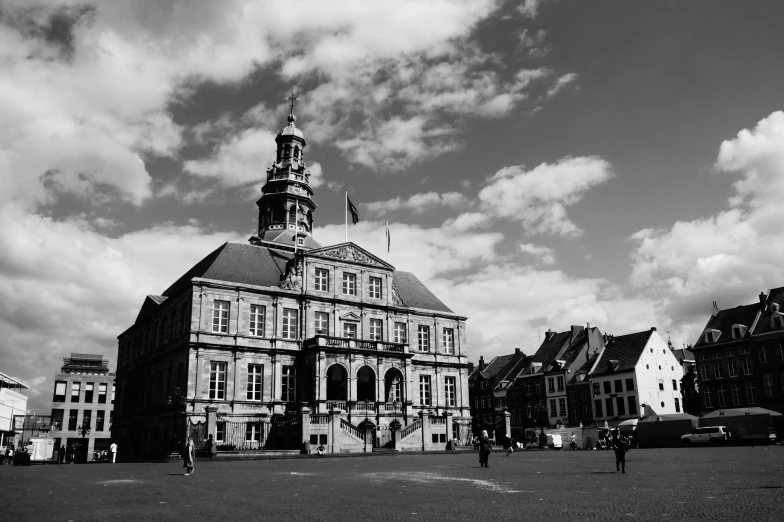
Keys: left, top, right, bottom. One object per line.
{"left": 326, "top": 364, "right": 347, "bottom": 401}
{"left": 356, "top": 366, "right": 376, "bottom": 402}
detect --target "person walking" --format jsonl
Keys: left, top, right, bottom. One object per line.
{"left": 478, "top": 430, "right": 493, "bottom": 468}
{"left": 610, "top": 431, "right": 627, "bottom": 473}
{"left": 505, "top": 435, "right": 514, "bottom": 456}
{"left": 110, "top": 442, "right": 118, "bottom": 463}
{"left": 183, "top": 437, "right": 195, "bottom": 476}
{"left": 570, "top": 433, "right": 577, "bottom": 451}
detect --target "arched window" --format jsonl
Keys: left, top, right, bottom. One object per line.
{"left": 357, "top": 366, "right": 376, "bottom": 402}
{"left": 385, "top": 369, "right": 404, "bottom": 403}
{"left": 288, "top": 206, "right": 297, "bottom": 224}
{"left": 272, "top": 206, "right": 285, "bottom": 223}
{"left": 327, "top": 365, "right": 347, "bottom": 401}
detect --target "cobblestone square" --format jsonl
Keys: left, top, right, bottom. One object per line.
{"left": 2, "top": 447, "right": 783, "bottom": 521}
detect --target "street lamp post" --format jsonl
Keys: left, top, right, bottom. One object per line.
{"left": 77, "top": 423, "right": 91, "bottom": 463}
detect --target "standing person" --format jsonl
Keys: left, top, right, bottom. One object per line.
{"left": 610, "top": 431, "right": 627, "bottom": 473}
{"left": 183, "top": 437, "right": 195, "bottom": 476}
{"left": 110, "top": 441, "right": 118, "bottom": 463}
{"left": 478, "top": 430, "right": 493, "bottom": 468}
{"left": 205, "top": 434, "right": 214, "bottom": 457}
{"left": 570, "top": 433, "right": 577, "bottom": 451}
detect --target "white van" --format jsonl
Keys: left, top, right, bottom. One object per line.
{"left": 681, "top": 426, "right": 729, "bottom": 446}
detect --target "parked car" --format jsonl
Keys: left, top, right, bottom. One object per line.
{"left": 681, "top": 426, "right": 729, "bottom": 446}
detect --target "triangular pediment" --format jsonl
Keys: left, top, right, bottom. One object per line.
{"left": 307, "top": 242, "right": 394, "bottom": 269}
{"left": 340, "top": 312, "right": 361, "bottom": 322}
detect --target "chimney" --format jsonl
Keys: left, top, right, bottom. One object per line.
{"left": 651, "top": 327, "right": 657, "bottom": 332}
{"left": 479, "top": 356, "right": 485, "bottom": 371}
{"left": 711, "top": 301, "right": 720, "bottom": 317}
{"left": 515, "top": 347, "right": 522, "bottom": 356}
{"left": 586, "top": 322, "right": 591, "bottom": 329}
{"left": 570, "top": 325, "right": 584, "bottom": 342}
{"left": 759, "top": 292, "right": 768, "bottom": 311}
{"left": 544, "top": 328, "right": 554, "bottom": 342}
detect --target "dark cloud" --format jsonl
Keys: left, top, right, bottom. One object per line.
{"left": 0, "top": 4, "right": 95, "bottom": 60}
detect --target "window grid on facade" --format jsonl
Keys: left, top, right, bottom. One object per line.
{"left": 68, "top": 409, "right": 78, "bottom": 430}
{"left": 717, "top": 385, "right": 727, "bottom": 407}
{"left": 71, "top": 382, "right": 81, "bottom": 402}
{"left": 745, "top": 382, "right": 758, "bottom": 404}
{"left": 731, "top": 383, "right": 742, "bottom": 405}
{"left": 369, "top": 318, "right": 383, "bottom": 341}
{"left": 614, "top": 380, "right": 623, "bottom": 393}
{"left": 246, "top": 422, "right": 263, "bottom": 446}
{"left": 315, "top": 312, "right": 329, "bottom": 335}
{"left": 594, "top": 399, "right": 603, "bottom": 418}
{"left": 281, "top": 366, "right": 296, "bottom": 402}
{"left": 549, "top": 399, "right": 557, "bottom": 416}
{"left": 713, "top": 362, "right": 724, "bottom": 379}
{"left": 558, "top": 398, "right": 566, "bottom": 416}
{"left": 249, "top": 305, "right": 265, "bottom": 337}
{"left": 82, "top": 410, "right": 92, "bottom": 431}
{"left": 628, "top": 395, "right": 637, "bottom": 415}
{"left": 418, "top": 325, "right": 430, "bottom": 352}
{"left": 605, "top": 398, "right": 614, "bottom": 417}
{"left": 209, "top": 361, "right": 227, "bottom": 400}
{"left": 342, "top": 272, "right": 357, "bottom": 296}
{"left": 762, "top": 373, "right": 775, "bottom": 397}
{"left": 369, "top": 277, "right": 382, "bottom": 299}
{"left": 557, "top": 376, "right": 565, "bottom": 391}
{"left": 616, "top": 396, "right": 626, "bottom": 416}
{"left": 96, "top": 411, "right": 105, "bottom": 432}
{"left": 420, "top": 375, "right": 432, "bottom": 406}
{"left": 282, "top": 308, "right": 298, "bottom": 340}
{"left": 84, "top": 383, "right": 94, "bottom": 403}
{"left": 53, "top": 381, "right": 66, "bottom": 402}
{"left": 603, "top": 381, "right": 611, "bottom": 394}
{"left": 314, "top": 268, "right": 329, "bottom": 292}
{"left": 98, "top": 383, "right": 107, "bottom": 404}
{"left": 343, "top": 322, "right": 357, "bottom": 338}
{"left": 548, "top": 377, "right": 555, "bottom": 393}
{"left": 394, "top": 322, "right": 406, "bottom": 344}
{"left": 759, "top": 347, "right": 768, "bottom": 363}
{"left": 700, "top": 364, "right": 711, "bottom": 381}
{"left": 728, "top": 360, "right": 739, "bottom": 378}
{"left": 442, "top": 328, "right": 454, "bottom": 354}
{"left": 213, "top": 300, "right": 230, "bottom": 333}
{"left": 704, "top": 389, "right": 713, "bottom": 409}
{"left": 741, "top": 358, "right": 753, "bottom": 375}
{"left": 216, "top": 421, "right": 226, "bottom": 443}
{"left": 247, "top": 364, "right": 263, "bottom": 401}
{"left": 445, "top": 376, "right": 456, "bottom": 407}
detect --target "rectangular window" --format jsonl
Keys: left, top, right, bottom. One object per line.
{"left": 581, "top": 390, "right": 589, "bottom": 401}
{"left": 97, "top": 383, "right": 107, "bottom": 404}
{"left": 82, "top": 410, "right": 92, "bottom": 431}
{"left": 212, "top": 300, "right": 229, "bottom": 333}
{"left": 616, "top": 396, "right": 626, "bottom": 416}
{"left": 628, "top": 395, "right": 637, "bottom": 415}
{"left": 625, "top": 378, "right": 635, "bottom": 392}
{"left": 557, "top": 376, "right": 565, "bottom": 391}
{"left": 314, "top": 268, "right": 329, "bottom": 292}
{"left": 394, "top": 322, "right": 407, "bottom": 344}
{"left": 369, "top": 318, "right": 383, "bottom": 341}
{"left": 445, "top": 376, "right": 456, "bottom": 407}
{"left": 282, "top": 308, "right": 298, "bottom": 339}
{"left": 582, "top": 404, "right": 590, "bottom": 421}
{"left": 717, "top": 385, "right": 727, "bottom": 407}
{"left": 216, "top": 421, "right": 226, "bottom": 443}
{"left": 674, "top": 398, "right": 680, "bottom": 413}
{"left": 369, "top": 276, "right": 382, "bottom": 299}
{"left": 209, "top": 361, "right": 227, "bottom": 400}
{"left": 71, "top": 382, "right": 81, "bottom": 402}
{"left": 111, "top": 383, "right": 115, "bottom": 404}
{"left": 418, "top": 325, "right": 430, "bottom": 352}
{"left": 593, "top": 383, "right": 600, "bottom": 395}
{"left": 246, "top": 422, "right": 263, "bottom": 446}
{"left": 742, "top": 358, "right": 753, "bottom": 376}
{"left": 249, "top": 304, "right": 265, "bottom": 337}
{"left": 53, "top": 381, "right": 67, "bottom": 402}
{"left": 762, "top": 373, "right": 775, "bottom": 397}
{"left": 713, "top": 363, "right": 724, "bottom": 379}
{"left": 549, "top": 399, "right": 557, "bottom": 416}
{"left": 746, "top": 382, "right": 758, "bottom": 404}
{"left": 672, "top": 379, "right": 678, "bottom": 391}
{"left": 731, "top": 383, "right": 743, "bottom": 405}
{"left": 558, "top": 398, "right": 566, "bottom": 416}
{"left": 548, "top": 377, "right": 555, "bottom": 393}
{"left": 442, "top": 328, "right": 454, "bottom": 354}
{"left": 342, "top": 272, "right": 357, "bottom": 296}
{"left": 420, "top": 375, "right": 432, "bottom": 406}
{"left": 614, "top": 379, "right": 623, "bottom": 393}
{"left": 777, "top": 345, "right": 784, "bottom": 361}
{"left": 703, "top": 389, "right": 713, "bottom": 409}
{"left": 603, "top": 381, "right": 611, "bottom": 394}
{"left": 68, "top": 409, "right": 78, "bottom": 431}
{"left": 315, "top": 312, "right": 329, "bottom": 335}
{"left": 84, "top": 382, "right": 94, "bottom": 403}
{"left": 659, "top": 381, "right": 664, "bottom": 391}
{"left": 480, "top": 397, "right": 485, "bottom": 409}
{"left": 343, "top": 322, "right": 357, "bottom": 338}
{"left": 96, "top": 411, "right": 105, "bottom": 432}
{"left": 281, "top": 366, "right": 296, "bottom": 402}
{"left": 605, "top": 398, "right": 614, "bottom": 417}
{"left": 728, "top": 360, "right": 739, "bottom": 378}
{"left": 474, "top": 397, "right": 478, "bottom": 409}
{"left": 700, "top": 364, "right": 711, "bottom": 381}
{"left": 247, "top": 364, "right": 263, "bottom": 401}
{"left": 594, "top": 399, "right": 603, "bottom": 417}
{"left": 759, "top": 347, "right": 768, "bottom": 363}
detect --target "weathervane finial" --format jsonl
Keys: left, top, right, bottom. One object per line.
{"left": 285, "top": 89, "right": 299, "bottom": 124}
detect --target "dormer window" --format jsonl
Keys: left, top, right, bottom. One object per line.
{"left": 704, "top": 329, "right": 720, "bottom": 343}
{"left": 772, "top": 315, "right": 784, "bottom": 330}
{"left": 731, "top": 324, "right": 747, "bottom": 339}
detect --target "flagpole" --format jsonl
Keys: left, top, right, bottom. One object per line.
{"left": 386, "top": 219, "right": 390, "bottom": 263}
{"left": 345, "top": 190, "right": 348, "bottom": 243}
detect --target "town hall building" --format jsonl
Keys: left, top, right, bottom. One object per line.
{"left": 113, "top": 104, "right": 472, "bottom": 460}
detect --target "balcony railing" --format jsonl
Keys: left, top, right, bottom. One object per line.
{"left": 305, "top": 335, "right": 408, "bottom": 354}
{"left": 319, "top": 401, "right": 404, "bottom": 415}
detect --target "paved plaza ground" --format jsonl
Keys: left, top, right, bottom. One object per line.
{"left": 1, "top": 446, "right": 783, "bottom": 521}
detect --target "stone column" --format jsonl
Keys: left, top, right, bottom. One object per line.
{"left": 446, "top": 411, "right": 455, "bottom": 449}
{"left": 300, "top": 407, "right": 311, "bottom": 454}
{"left": 205, "top": 405, "right": 219, "bottom": 442}
{"left": 419, "top": 410, "right": 430, "bottom": 451}
{"left": 502, "top": 410, "right": 511, "bottom": 439}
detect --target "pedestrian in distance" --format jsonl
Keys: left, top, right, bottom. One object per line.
{"left": 183, "top": 437, "right": 195, "bottom": 476}
{"left": 610, "top": 430, "right": 627, "bottom": 473}
{"left": 570, "top": 433, "right": 577, "bottom": 451}
{"left": 205, "top": 434, "right": 214, "bottom": 458}
{"left": 478, "top": 430, "right": 493, "bottom": 468}
{"left": 110, "top": 441, "right": 118, "bottom": 463}
{"left": 505, "top": 435, "right": 514, "bottom": 456}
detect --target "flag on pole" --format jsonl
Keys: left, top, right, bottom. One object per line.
{"left": 386, "top": 220, "right": 391, "bottom": 253}
{"left": 347, "top": 195, "right": 360, "bottom": 224}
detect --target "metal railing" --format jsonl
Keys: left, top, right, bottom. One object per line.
{"left": 305, "top": 336, "right": 407, "bottom": 353}
{"left": 401, "top": 420, "right": 421, "bottom": 440}
{"left": 340, "top": 419, "right": 364, "bottom": 440}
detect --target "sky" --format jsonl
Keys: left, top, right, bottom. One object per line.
{"left": 2, "top": 0, "right": 784, "bottom": 414}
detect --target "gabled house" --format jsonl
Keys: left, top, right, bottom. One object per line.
{"left": 468, "top": 349, "right": 528, "bottom": 438}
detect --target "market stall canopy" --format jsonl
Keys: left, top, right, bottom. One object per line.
{"left": 702, "top": 407, "right": 782, "bottom": 418}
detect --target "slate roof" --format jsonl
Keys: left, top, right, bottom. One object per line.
{"left": 591, "top": 329, "right": 653, "bottom": 376}
{"left": 671, "top": 347, "right": 695, "bottom": 365}
{"left": 470, "top": 352, "right": 529, "bottom": 390}
{"left": 259, "top": 229, "right": 322, "bottom": 250}
{"left": 531, "top": 331, "right": 572, "bottom": 366}
{"left": 692, "top": 302, "right": 760, "bottom": 348}
{"left": 159, "top": 241, "right": 454, "bottom": 314}
{"left": 751, "top": 286, "right": 784, "bottom": 336}
{"left": 135, "top": 295, "right": 169, "bottom": 324}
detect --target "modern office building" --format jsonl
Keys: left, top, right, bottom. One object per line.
{"left": 1, "top": 371, "right": 29, "bottom": 449}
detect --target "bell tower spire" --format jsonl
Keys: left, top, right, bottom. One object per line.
{"left": 251, "top": 91, "right": 319, "bottom": 251}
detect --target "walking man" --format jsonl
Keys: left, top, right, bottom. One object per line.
{"left": 478, "top": 430, "right": 492, "bottom": 468}
{"left": 183, "top": 437, "right": 195, "bottom": 476}
{"left": 610, "top": 431, "right": 627, "bottom": 473}
{"left": 110, "top": 441, "right": 118, "bottom": 463}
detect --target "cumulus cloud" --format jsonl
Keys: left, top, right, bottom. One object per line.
{"left": 518, "top": 28, "right": 551, "bottom": 57}
{"left": 478, "top": 156, "right": 613, "bottom": 236}
{"left": 519, "top": 242, "right": 556, "bottom": 265}
{"left": 546, "top": 73, "right": 579, "bottom": 98}
{"left": 629, "top": 111, "right": 784, "bottom": 343}
{"left": 365, "top": 191, "right": 470, "bottom": 216}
